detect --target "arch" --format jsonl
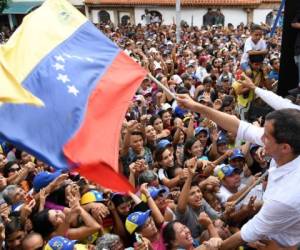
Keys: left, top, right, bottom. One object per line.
{"left": 98, "top": 10, "right": 111, "bottom": 24}
{"left": 149, "top": 10, "right": 162, "bottom": 24}
{"left": 121, "top": 15, "right": 130, "bottom": 26}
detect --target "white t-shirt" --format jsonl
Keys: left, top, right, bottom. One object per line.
{"left": 217, "top": 183, "right": 246, "bottom": 205}
{"left": 241, "top": 37, "right": 267, "bottom": 64}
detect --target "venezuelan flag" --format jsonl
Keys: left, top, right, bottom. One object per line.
{"left": 0, "top": 0, "right": 147, "bottom": 191}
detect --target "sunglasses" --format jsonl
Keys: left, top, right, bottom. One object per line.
{"left": 9, "top": 167, "right": 20, "bottom": 173}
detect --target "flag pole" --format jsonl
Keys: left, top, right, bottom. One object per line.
{"left": 232, "top": 170, "right": 269, "bottom": 206}
{"left": 147, "top": 73, "right": 176, "bottom": 99}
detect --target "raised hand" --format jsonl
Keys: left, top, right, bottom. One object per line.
{"left": 198, "top": 212, "right": 213, "bottom": 228}
{"left": 176, "top": 94, "right": 198, "bottom": 111}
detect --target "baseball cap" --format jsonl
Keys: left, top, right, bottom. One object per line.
{"left": 149, "top": 47, "right": 158, "bottom": 53}
{"left": 171, "top": 74, "right": 182, "bottom": 84}
{"left": 161, "top": 103, "right": 172, "bottom": 111}
{"left": 141, "top": 186, "right": 168, "bottom": 202}
{"left": 125, "top": 210, "right": 151, "bottom": 234}
{"left": 195, "top": 126, "right": 209, "bottom": 137}
{"left": 154, "top": 64, "right": 162, "bottom": 71}
{"left": 80, "top": 190, "right": 106, "bottom": 205}
{"left": 157, "top": 139, "right": 172, "bottom": 150}
{"left": 217, "top": 134, "right": 228, "bottom": 145}
{"left": 198, "top": 95, "right": 211, "bottom": 104}
{"left": 174, "top": 106, "right": 187, "bottom": 118}
{"left": 229, "top": 149, "right": 245, "bottom": 161}
{"left": 44, "top": 236, "right": 76, "bottom": 250}
{"left": 217, "top": 165, "right": 240, "bottom": 180}
{"left": 33, "top": 171, "right": 62, "bottom": 192}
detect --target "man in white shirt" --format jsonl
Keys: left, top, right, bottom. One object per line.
{"left": 240, "top": 25, "right": 268, "bottom": 72}
{"left": 176, "top": 93, "right": 300, "bottom": 248}
{"left": 215, "top": 164, "right": 245, "bottom": 206}
{"left": 238, "top": 74, "right": 300, "bottom": 111}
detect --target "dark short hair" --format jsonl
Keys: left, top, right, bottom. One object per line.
{"left": 265, "top": 109, "right": 300, "bottom": 155}
{"left": 130, "top": 131, "right": 144, "bottom": 140}
{"left": 251, "top": 24, "right": 262, "bottom": 32}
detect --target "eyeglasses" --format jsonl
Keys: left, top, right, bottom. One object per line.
{"left": 9, "top": 167, "right": 20, "bottom": 173}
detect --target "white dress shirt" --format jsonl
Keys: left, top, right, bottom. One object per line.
{"left": 237, "top": 121, "right": 300, "bottom": 246}
{"left": 255, "top": 87, "right": 300, "bottom": 111}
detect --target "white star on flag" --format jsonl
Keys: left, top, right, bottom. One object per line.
{"left": 67, "top": 85, "right": 79, "bottom": 96}
{"left": 86, "top": 57, "right": 94, "bottom": 62}
{"left": 57, "top": 73, "right": 70, "bottom": 84}
{"left": 55, "top": 55, "right": 65, "bottom": 63}
{"left": 53, "top": 63, "right": 65, "bottom": 71}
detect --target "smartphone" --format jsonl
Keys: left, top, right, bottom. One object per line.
{"left": 135, "top": 233, "right": 143, "bottom": 243}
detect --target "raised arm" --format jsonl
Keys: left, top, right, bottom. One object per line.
{"left": 240, "top": 75, "right": 300, "bottom": 111}
{"left": 177, "top": 158, "right": 197, "bottom": 214}
{"left": 176, "top": 94, "right": 240, "bottom": 136}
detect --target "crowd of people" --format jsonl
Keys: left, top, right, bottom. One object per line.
{"left": 0, "top": 15, "right": 300, "bottom": 250}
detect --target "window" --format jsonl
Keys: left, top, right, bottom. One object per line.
{"left": 99, "top": 10, "right": 110, "bottom": 24}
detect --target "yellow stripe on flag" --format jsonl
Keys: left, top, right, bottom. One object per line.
{"left": 0, "top": 0, "right": 87, "bottom": 105}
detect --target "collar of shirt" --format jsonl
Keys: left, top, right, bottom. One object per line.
{"left": 269, "top": 155, "right": 300, "bottom": 182}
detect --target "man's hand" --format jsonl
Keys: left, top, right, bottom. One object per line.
{"left": 198, "top": 212, "right": 213, "bottom": 228}
{"left": 201, "top": 176, "right": 220, "bottom": 188}
{"left": 176, "top": 94, "right": 198, "bottom": 111}
{"left": 185, "top": 157, "right": 197, "bottom": 176}
{"left": 140, "top": 183, "right": 150, "bottom": 198}
{"left": 239, "top": 74, "right": 256, "bottom": 90}
{"left": 203, "top": 237, "right": 223, "bottom": 250}
{"left": 51, "top": 173, "right": 69, "bottom": 190}
{"left": 246, "top": 196, "right": 257, "bottom": 213}
{"left": 21, "top": 199, "right": 36, "bottom": 220}
{"left": 24, "top": 162, "right": 36, "bottom": 173}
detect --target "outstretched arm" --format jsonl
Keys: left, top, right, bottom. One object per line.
{"left": 176, "top": 94, "right": 240, "bottom": 136}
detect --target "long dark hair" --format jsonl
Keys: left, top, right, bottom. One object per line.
{"left": 163, "top": 220, "right": 180, "bottom": 250}
{"left": 184, "top": 137, "right": 198, "bottom": 160}
{"left": 32, "top": 209, "right": 55, "bottom": 238}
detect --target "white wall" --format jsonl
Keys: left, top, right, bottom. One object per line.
{"left": 222, "top": 9, "right": 247, "bottom": 27}
{"left": 135, "top": 7, "right": 205, "bottom": 26}
{"left": 91, "top": 9, "right": 115, "bottom": 24}
{"left": 68, "top": 0, "right": 84, "bottom": 6}
{"left": 253, "top": 9, "right": 273, "bottom": 25}
{"left": 135, "top": 7, "right": 246, "bottom": 27}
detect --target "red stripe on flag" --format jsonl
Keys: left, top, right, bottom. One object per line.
{"left": 64, "top": 51, "right": 147, "bottom": 192}
{"left": 76, "top": 162, "right": 134, "bottom": 192}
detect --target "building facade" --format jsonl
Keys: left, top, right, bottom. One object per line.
{"left": 84, "top": 0, "right": 281, "bottom": 27}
